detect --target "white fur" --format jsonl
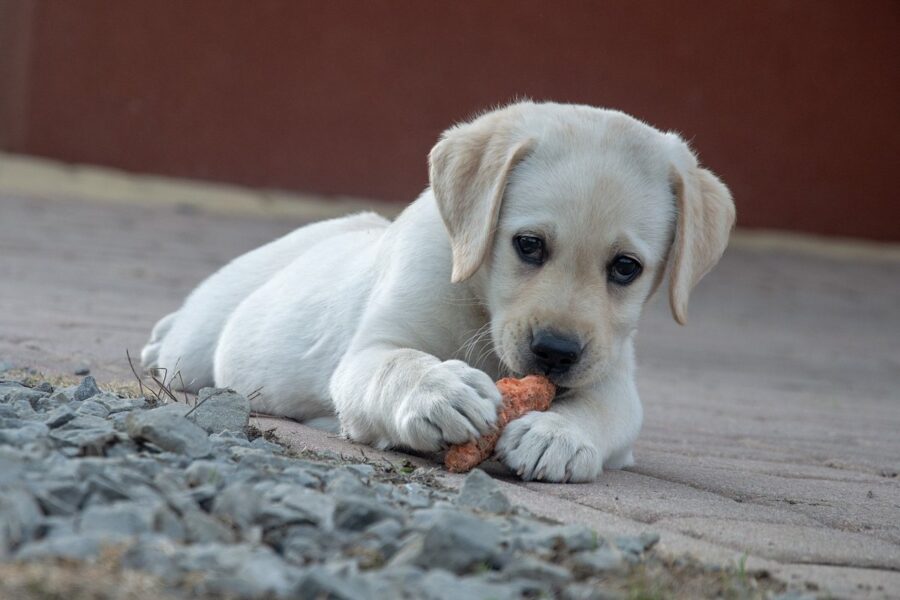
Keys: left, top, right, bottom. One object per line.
{"left": 142, "top": 101, "right": 734, "bottom": 482}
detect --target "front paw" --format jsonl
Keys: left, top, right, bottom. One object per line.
{"left": 496, "top": 412, "right": 601, "bottom": 482}
{"left": 395, "top": 360, "right": 502, "bottom": 452}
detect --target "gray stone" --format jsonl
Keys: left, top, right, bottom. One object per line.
{"left": 614, "top": 532, "right": 659, "bottom": 556}
{"left": 52, "top": 385, "right": 79, "bottom": 402}
{"left": 60, "top": 414, "right": 111, "bottom": 430}
{"left": 556, "top": 524, "right": 601, "bottom": 552}
{"left": 231, "top": 446, "right": 294, "bottom": 470}
{"left": 36, "top": 516, "right": 78, "bottom": 540}
{"left": 276, "top": 524, "right": 329, "bottom": 564}
{"left": 11, "top": 398, "right": 37, "bottom": 419}
{"left": 344, "top": 463, "right": 376, "bottom": 480}
{"left": 0, "top": 381, "right": 28, "bottom": 402}
{"left": 120, "top": 536, "right": 180, "bottom": 581}
{"left": 74, "top": 366, "right": 91, "bottom": 376}
{"left": 95, "top": 392, "right": 147, "bottom": 414}
{"left": 155, "top": 505, "right": 187, "bottom": 542}
{"left": 0, "top": 416, "right": 30, "bottom": 429}
{"left": 366, "top": 518, "right": 403, "bottom": 540}
{"left": 359, "top": 566, "right": 426, "bottom": 599}
{"left": 569, "top": 547, "right": 626, "bottom": 576}
{"left": 108, "top": 411, "right": 132, "bottom": 432}
{"left": 513, "top": 523, "right": 599, "bottom": 556}
{"left": 49, "top": 416, "right": 116, "bottom": 454}
{"left": 562, "top": 583, "right": 623, "bottom": 600}
{"left": 84, "top": 473, "right": 132, "bottom": 503}
{"left": 189, "top": 387, "right": 251, "bottom": 434}
{"left": 1, "top": 381, "right": 43, "bottom": 405}
{"left": 43, "top": 404, "right": 76, "bottom": 428}
{"left": 9, "top": 388, "right": 47, "bottom": 408}
{"left": 33, "top": 381, "right": 54, "bottom": 394}
{"left": 455, "top": 469, "right": 512, "bottom": 514}
{"left": 33, "top": 480, "right": 88, "bottom": 516}
{"left": 212, "top": 483, "right": 264, "bottom": 530}
{"left": 76, "top": 399, "right": 110, "bottom": 418}
{"left": 282, "top": 466, "right": 322, "bottom": 488}
{"left": 185, "top": 459, "right": 235, "bottom": 487}
{"left": 0, "top": 489, "right": 43, "bottom": 556}
{"left": 182, "top": 509, "right": 237, "bottom": 544}
{"left": 263, "top": 484, "right": 335, "bottom": 529}
{"left": 250, "top": 436, "right": 283, "bottom": 453}
{"left": 73, "top": 375, "right": 102, "bottom": 401}
{"left": 418, "top": 570, "right": 523, "bottom": 600}
{"left": 179, "top": 543, "right": 302, "bottom": 599}
{"left": 397, "top": 482, "right": 434, "bottom": 509}
{"left": 79, "top": 500, "right": 158, "bottom": 536}
{"left": 48, "top": 391, "right": 70, "bottom": 404}
{"left": 326, "top": 470, "right": 371, "bottom": 497}
{"left": 295, "top": 566, "right": 370, "bottom": 600}
{"left": 209, "top": 429, "right": 251, "bottom": 448}
{"left": 405, "top": 509, "right": 502, "bottom": 574}
{"left": 15, "top": 532, "right": 110, "bottom": 561}
{"left": 501, "top": 555, "right": 572, "bottom": 584}
{"left": 33, "top": 390, "right": 67, "bottom": 411}
{"left": 0, "top": 422, "right": 50, "bottom": 446}
{"left": 334, "top": 496, "right": 402, "bottom": 531}
{"left": 126, "top": 403, "right": 212, "bottom": 458}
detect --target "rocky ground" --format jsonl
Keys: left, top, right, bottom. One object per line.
{"left": 0, "top": 367, "right": 804, "bottom": 600}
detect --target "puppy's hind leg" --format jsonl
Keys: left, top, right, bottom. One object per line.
{"left": 140, "top": 310, "right": 178, "bottom": 371}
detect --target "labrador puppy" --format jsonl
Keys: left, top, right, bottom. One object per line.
{"left": 141, "top": 101, "right": 734, "bottom": 482}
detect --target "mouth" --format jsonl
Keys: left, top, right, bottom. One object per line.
{"left": 499, "top": 352, "right": 573, "bottom": 391}
{"left": 527, "top": 366, "right": 571, "bottom": 392}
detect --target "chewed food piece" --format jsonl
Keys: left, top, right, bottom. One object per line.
{"left": 444, "top": 375, "right": 556, "bottom": 473}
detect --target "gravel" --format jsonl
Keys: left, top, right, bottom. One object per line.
{"left": 188, "top": 387, "right": 251, "bottom": 434}
{"left": 0, "top": 372, "right": 786, "bottom": 599}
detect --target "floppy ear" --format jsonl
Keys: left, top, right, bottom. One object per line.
{"left": 667, "top": 141, "right": 736, "bottom": 325}
{"left": 429, "top": 113, "right": 533, "bottom": 283}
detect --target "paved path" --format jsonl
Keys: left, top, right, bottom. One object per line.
{"left": 2, "top": 185, "right": 899, "bottom": 598}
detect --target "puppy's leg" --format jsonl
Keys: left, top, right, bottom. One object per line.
{"left": 495, "top": 367, "right": 642, "bottom": 483}
{"left": 330, "top": 348, "right": 501, "bottom": 452}
{"left": 140, "top": 310, "right": 178, "bottom": 370}
{"left": 146, "top": 212, "right": 389, "bottom": 392}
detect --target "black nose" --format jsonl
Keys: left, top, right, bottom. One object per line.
{"left": 530, "top": 332, "right": 582, "bottom": 375}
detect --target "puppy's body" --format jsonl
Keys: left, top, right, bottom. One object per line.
{"left": 143, "top": 102, "right": 734, "bottom": 482}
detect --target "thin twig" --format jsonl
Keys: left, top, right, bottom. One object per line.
{"left": 125, "top": 349, "right": 145, "bottom": 398}
{"left": 184, "top": 393, "right": 211, "bottom": 417}
{"left": 149, "top": 370, "right": 179, "bottom": 404}
{"left": 177, "top": 371, "right": 188, "bottom": 404}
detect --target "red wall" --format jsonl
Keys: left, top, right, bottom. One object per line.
{"left": 2, "top": 1, "right": 899, "bottom": 240}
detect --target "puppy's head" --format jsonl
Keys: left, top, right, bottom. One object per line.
{"left": 430, "top": 102, "right": 735, "bottom": 388}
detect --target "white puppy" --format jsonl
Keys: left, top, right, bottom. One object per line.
{"left": 141, "top": 101, "right": 734, "bottom": 482}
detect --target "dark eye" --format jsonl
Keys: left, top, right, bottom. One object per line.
{"left": 608, "top": 255, "right": 642, "bottom": 285}
{"left": 514, "top": 235, "right": 545, "bottom": 265}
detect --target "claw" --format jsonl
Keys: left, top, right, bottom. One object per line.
{"left": 535, "top": 468, "right": 545, "bottom": 481}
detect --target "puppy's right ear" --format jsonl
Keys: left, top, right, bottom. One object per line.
{"left": 429, "top": 111, "right": 533, "bottom": 283}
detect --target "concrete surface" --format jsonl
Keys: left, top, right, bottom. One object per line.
{"left": 1, "top": 159, "right": 899, "bottom": 598}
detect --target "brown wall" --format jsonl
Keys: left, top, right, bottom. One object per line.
{"left": 2, "top": 0, "right": 899, "bottom": 240}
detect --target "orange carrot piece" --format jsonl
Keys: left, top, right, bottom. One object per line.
{"left": 444, "top": 375, "right": 556, "bottom": 473}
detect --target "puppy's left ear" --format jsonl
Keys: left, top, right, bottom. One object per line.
{"left": 667, "top": 136, "right": 736, "bottom": 325}
{"left": 429, "top": 110, "right": 533, "bottom": 283}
